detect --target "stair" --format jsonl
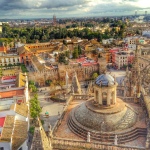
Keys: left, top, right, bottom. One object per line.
{"left": 67, "top": 110, "right": 147, "bottom": 144}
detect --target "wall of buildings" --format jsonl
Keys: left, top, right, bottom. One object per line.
{"left": 28, "top": 64, "right": 99, "bottom": 85}
{"left": 0, "top": 55, "right": 21, "bottom": 66}
{"left": 0, "top": 98, "right": 15, "bottom": 111}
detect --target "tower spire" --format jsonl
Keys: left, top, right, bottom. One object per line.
{"left": 72, "top": 71, "right": 81, "bottom": 94}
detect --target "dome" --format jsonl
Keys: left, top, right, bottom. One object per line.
{"left": 70, "top": 99, "right": 137, "bottom": 132}
{"left": 95, "top": 73, "right": 115, "bottom": 86}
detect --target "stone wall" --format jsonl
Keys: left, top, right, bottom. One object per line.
{"left": 52, "top": 138, "right": 145, "bottom": 150}
{"left": 28, "top": 64, "right": 99, "bottom": 84}
{"left": 58, "top": 64, "right": 99, "bottom": 82}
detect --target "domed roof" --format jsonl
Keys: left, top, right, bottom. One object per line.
{"left": 95, "top": 73, "right": 115, "bottom": 86}
{"left": 71, "top": 100, "right": 137, "bottom": 132}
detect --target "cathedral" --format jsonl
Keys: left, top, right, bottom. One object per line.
{"left": 121, "top": 44, "right": 141, "bottom": 102}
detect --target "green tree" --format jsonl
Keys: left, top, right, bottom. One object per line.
{"left": 29, "top": 84, "right": 37, "bottom": 92}
{"left": 29, "top": 80, "right": 37, "bottom": 92}
{"left": 0, "top": 66, "right": 3, "bottom": 77}
{"left": 78, "top": 45, "right": 82, "bottom": 55}
{"left": 58, "top": 53, "right": 66, "bottom": 63}
{"left": 45, "top": 79, "right": 52, "bottom": 86}
{"left": 30, "top": 94, "right": 42, "bottom": 119}
{"left": 63, "top": 40, "right": 67, "bottom": 46}
{"left": 92, "top": 72, "right": 99, "bottom": 79}
{"left": 65, "top": 51, "right": 69, "bottom": 58}
{"left": 73, "top": 47, "right": 79, "bottom": 59}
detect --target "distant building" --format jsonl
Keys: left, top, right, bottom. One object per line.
{"left": 142, "top": 30, "right": 150, "bottom": 38}
{"left": 0, "top": 72, "right": 29, "bottom": 150}
{"left": 53, "top": 14, "right": 57, "bottom": 25}
{"left": 145, "top": 11, "right": 147, "bottom": 16}
{"left": 110, "top": 49, "right": 134, "bottom": 69}
{"left": 135, "top": 10, "right": 137, "bottom": 16}
{"left": 0, "top": 54, "right": 21, "bottom": 66}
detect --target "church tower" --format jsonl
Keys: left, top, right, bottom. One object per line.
{"left": 53, "top": 14, "right": 57, "bottom": 26}
{"left": 130, "top": 44, "right": 141, "bottom": 101}
{"left": 98, "top": 56, "right": 107, "bottom": 74}
{"left": 72, "top": 72, "right": 81, "bottom": 94}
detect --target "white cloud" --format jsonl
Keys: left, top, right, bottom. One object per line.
{"left": 0, "top": 0, "right": 149, "bottom": 18}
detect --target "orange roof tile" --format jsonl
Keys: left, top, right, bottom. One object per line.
{"left": 0, "top": 89, "right": 24, "bottom": 98}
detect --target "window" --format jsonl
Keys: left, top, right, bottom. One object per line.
{"left": 102, "top": 92, "right": 107, "bottom": 105}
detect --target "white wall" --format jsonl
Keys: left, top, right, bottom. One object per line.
{"left": 0, "top": 99, "right": 14, "bottom": 111}
{"left": 0, "top": 142, "right": 11, "bottom": 150}
{"left": 0, "top": 127, "right": 2, "bottom": 132}
{"left": 15, "top": 42, "right": 25, "bottom": 48}
{"left": 0, "top": 110, "right": 15, "bottom": 117}
{"left": 17, "top": 140, "right": 28, "bottom": 150}
{"left": 15, "top": 113, "right": 27, "bottom": 121}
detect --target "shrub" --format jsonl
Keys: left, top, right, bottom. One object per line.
{"left": 29, "top": 126, "right": 35, "bottom": 134}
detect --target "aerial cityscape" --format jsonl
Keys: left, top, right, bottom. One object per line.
{"left": 0, "top": 0, "right": 150, "bottom": 150}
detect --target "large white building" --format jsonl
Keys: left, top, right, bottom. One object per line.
{"left": 115, "top": 51, "right": 128, "bottom": 69}
{"left": 0, "top": 54, "right": 21, "bottom": 66}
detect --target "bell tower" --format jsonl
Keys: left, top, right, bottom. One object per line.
{"left": 98, "top": 56, "right": 107, "bottom": 74}
{"left": 94, "top": 73, "right": 117, "bottom": 106}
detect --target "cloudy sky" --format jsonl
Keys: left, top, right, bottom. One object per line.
{"left": 0, "top": 0, "right": 150, "bottom": 19}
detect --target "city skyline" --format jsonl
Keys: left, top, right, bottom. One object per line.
{"left": 0, "top": 0, "right": 149, "bottom": 19}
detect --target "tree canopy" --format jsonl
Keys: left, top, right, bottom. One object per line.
{"left": 30, "top": 94, "right": 42, "bottom": 119}
{"left": 1, "top": 21, "right": 128, "bottom": 44}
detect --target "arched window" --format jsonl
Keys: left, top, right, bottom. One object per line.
{"left": 95, "top": 90, "right": 98, "bottom": 102}
{"left": 102, "top": 92, "right": 107, "bottom": 105}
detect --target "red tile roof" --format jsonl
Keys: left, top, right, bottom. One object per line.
{"left": 82, "top": 62, "right": 98, "bottom": 66}
{"left": 2, "top": 76, "right": 16, "bottom": 80}
{"left": 0, "top": 89, "right": 24, "bottom": 98}
{"left": 0, "top": 117, "right": 5, "bottom": 127}
{"left": 0, "top": 47, "right": 5, "bottom": 52}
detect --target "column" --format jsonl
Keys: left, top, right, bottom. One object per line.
{"left": 94, "top": 89, "right": 97, "bottom": 103}
{"left": 107, "top": 89, "right": 111, "bottom": 105}
{"left": 113, "top": 87, "right": 117, "bottom": 104}
{"left": 99, "top": 89, "right": 102, "bottom": 105}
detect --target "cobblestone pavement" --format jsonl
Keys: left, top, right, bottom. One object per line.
{"left": 35, "top": 86, "right": 65, "bottom": 131}
{"left": 39, "top": 100, "right": 65, "bottom": 131}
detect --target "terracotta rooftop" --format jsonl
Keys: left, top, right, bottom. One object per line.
{"left": 0, "top": 117, "right": 5, "bottom": 127}
{"left": 16, "top": 72, "right": 26, "bottom": 87}
{"left": 0, "top": 89, "right": 24, "bottom": 98}
{"left": 0, "top": 115, "right": 15, "bottom": 142}
{"left": 10, "top": 103, "right": 28, "bottom": 117}
{"left": 0, "top": 115, "right": 28, "bottom": 150}
{"left": 12, "top": 120, "right": 28, "bottom": 150}
{"left": 0, "top": 46, "right": 6, "bottom": 52}
{"left": 31, "top": 55, "right": 45, "bottom": 72}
